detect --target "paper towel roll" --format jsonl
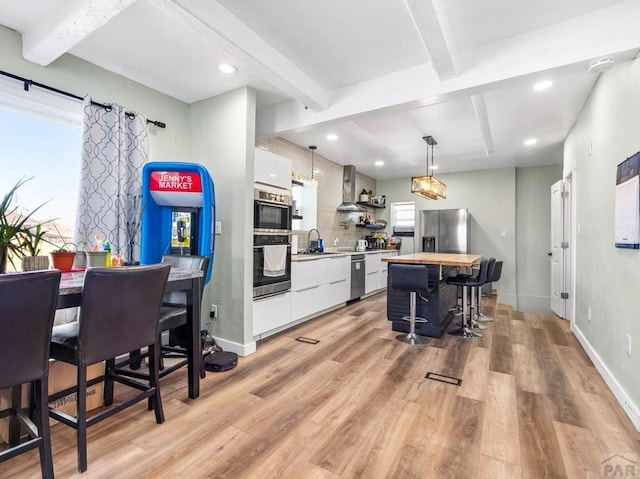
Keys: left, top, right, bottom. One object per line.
{"left": 291, "top": 235, "right": 298, "bottom": 254}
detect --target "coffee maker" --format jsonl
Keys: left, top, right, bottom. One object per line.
{"left": 364, "top": 235, "right": 375, "bottom": 250}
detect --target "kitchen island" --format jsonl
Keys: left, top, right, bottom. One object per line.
{"left": 382, "top": 252, "right": 482, "bottom": 338}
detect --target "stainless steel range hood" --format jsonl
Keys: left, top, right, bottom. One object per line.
{"left": 337, "top": 165, "right": 365, "bottom": 212}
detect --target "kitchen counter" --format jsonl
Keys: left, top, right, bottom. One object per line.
{"left": 291, "top": 249, "right": 398, "bottom": 261}
{"left": 383, "top": 252, "right": 481, "bottom": 338}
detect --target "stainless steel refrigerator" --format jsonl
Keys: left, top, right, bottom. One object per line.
{"left": 419, "top": 208, "right": 470, "bottom": 254}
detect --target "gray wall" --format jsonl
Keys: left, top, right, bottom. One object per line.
{"left": 516, "top": 165, "right": 562, "bottom": 312}
{"left": 190, "top": 88, "right": 256, "bottom": 350}
{"left": 377, "top": 168, "right": 519, "bottom": 308}
{"left": 0, "top": 26, "right": 189, "bottom": 161}
{"left": 565, "top": 56, "right": 640, "bottom": 417}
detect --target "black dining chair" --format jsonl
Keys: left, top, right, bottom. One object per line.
{"left": 48, "top": 264, "right": 170, "bottom": 473}
{"left": 118, "top": 254, "right": 209, "bottom": 382}
{"left": 0, "top": 270, "right": 61, "bottom": 479}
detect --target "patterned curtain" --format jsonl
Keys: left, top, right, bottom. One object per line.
{"left": 76, "top": 96, "right": 149, "bottom": 262}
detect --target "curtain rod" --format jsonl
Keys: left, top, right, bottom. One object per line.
{"left": 0, "top": 69, "right": 166, "bottom": 128}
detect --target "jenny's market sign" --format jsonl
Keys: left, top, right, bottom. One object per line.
{"left": 148, "top": 171, "right": 203, "bottom": 206}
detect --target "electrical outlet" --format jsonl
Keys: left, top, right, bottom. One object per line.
{"left": 210, "top": 304, "right": 218, "bottom": 319}
{"left": 215, "top": 221, "right": 222, "bottom": 235}
{"left": 587, "top": 306, "right": 592, "bottom": 322}
{"left": 626, "top": 334, "right": 632, "bottom": 357}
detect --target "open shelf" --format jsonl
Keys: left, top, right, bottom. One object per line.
{"left": 355, "top": 223, "right": 386, "bottom": 229}
{"left": 357, "top": 201, "right": 385, "bottom": 209}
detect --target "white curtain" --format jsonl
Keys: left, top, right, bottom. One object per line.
{"left": 76, "top": 96, "right": 149, "bottom": 262}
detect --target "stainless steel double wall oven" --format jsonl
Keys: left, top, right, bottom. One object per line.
{"left": 253, "top": 186, "right": 292, "bottom": 298}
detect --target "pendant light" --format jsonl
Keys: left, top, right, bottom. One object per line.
{"left": 411, "top": 135, "right": 447, "bottom": 200}
{"left": 307, "top": 145, "right": 318, "bottom": 187}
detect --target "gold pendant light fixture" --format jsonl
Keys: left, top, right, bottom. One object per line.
{"left": 411, "top": 135, "right": 447, "bottom": 200}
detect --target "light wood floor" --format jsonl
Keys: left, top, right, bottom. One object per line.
{"left": 2, "top": 293, "right": 640, "bottom": 478}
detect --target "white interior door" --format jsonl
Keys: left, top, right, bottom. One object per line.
{"left": 550, "top": 180, "right": 565, "bottom": 318}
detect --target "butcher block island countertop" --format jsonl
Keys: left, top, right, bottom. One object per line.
{"left": 381, "top": 252, "right": 482, "bottom": 267}
{"left": 382, "top": 252, "right": 482, "bottom": 338}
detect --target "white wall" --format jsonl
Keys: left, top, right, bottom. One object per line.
{"left": 564, "top": 56, "right": 640, "bottom": 427}
{"left": 189, "top": 87, "right": 256, "bottom": 354}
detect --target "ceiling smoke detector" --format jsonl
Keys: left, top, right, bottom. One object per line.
{"left": 588, "top": 57, "right": 615, "bottom": 74}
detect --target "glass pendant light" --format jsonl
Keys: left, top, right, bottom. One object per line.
{"left": 307, "top": 145, "right": 318, "bottom": 187}
{"left": 411, "top": 135, "right": 446, "bottom": 200}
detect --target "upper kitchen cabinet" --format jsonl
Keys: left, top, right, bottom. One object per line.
{"left": 255, "top": 148, "right": 292, "bottom": 190}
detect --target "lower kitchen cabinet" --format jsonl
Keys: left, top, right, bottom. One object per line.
{"left": 253, "top": 291, "right": 291, "bottom": 336}
{"left": 321, "top": 256, "right": 350, "bottom": 309}
{"left": 291, "top": 284, "right": 323, "bottom": 321}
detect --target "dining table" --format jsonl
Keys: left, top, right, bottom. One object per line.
{"left": 57, "top": 266, "right": 204, "bottom": 399}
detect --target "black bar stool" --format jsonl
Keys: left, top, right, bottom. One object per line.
{"left": 478, "top": 260, "right": 503, "bottom": 323}
{"left": 468, "top": 257, "right": 494, "bottom": 330}
{"left": 446, "top": 258, "right": 489, "bottom": 338}
{"left": 389, "top": 263, "right": 433, "bottom": 346}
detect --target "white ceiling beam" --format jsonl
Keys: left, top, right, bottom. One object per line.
{"left": 404, "top": 0, "right": 458, "bottom": 80}
{"left": 150, "top": 0, "right": 328, "bottom": 111}
{"left": 22, "top": 0, "right": 138, "bottom": 66}
{"left": 470, "top": 94, "right": 493, "bottom": 157}
{"left": 258, "top": 0, "right": 640, "bottom": 138}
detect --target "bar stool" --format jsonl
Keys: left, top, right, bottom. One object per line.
{"left": 446, "top": 258, "right": 489, "bottom": 338}
{"left": 477, "top": 260, "right": 503, "bottom": 323}
{"left": 389, "top": 263, "right": 433, "bottom": 346}
{"left": 468, "top": 258, "right": 494, "bottom": 330}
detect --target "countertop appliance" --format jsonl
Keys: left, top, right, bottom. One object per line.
{"left": 419, "top": 208, "right": 470, "bottom": 254}
{"left": 350, "top": 254, "right": 365, "bottom": 300}
{"left": 356, "top": 239, "right": 367, "bottom": 251}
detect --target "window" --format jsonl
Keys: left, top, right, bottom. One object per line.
{"left": 390, "top": 202, "right": 415, "bottom": 236}
{"left": 0, "top": 79, "right": 82, "bottom": 264}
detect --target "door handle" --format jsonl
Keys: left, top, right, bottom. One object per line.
{"left": 548, "top": 252, "right": 552, "bottom": 257}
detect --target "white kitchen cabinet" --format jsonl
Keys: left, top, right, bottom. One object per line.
{"left": 291, "top": 259, "right": 323, "bottom": 321}
{"left": 378, "top": 251, "right": 398, "bottom": 289}
{"left": 254, "top": 148, "right": 292, "bottom": 190}
{"left": 365, "top": 252, "right": 381, "bottom": 294}
{"left": 253, "top": 291, "right": 291, "bottom": 337}
{"left": 322, "top": 256, "right": 350, "bottom": 309}
{"left": 291, "top": 284, "right": 323, "bottom": 321}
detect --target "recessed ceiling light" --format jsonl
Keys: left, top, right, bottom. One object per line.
{"left": 327, "top": 134, "right": 338, "bottom": 141}
{"left": 375, "top": 160, "right": 384, "bottom": 167}
{"left": 533, "top": 80, "right": 553, "bottom": 91}
{"left": 219, "top": 63, "right": 238, "bottom": 74}
{"left": 524, "top": 138, "right": 538, "bottom": 146}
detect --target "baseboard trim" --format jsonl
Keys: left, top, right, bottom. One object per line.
{"left": 572, "top": 323, "right": 640, "bottom": 431}
{"left": 213, "top": 336, "right": 256, "bottom": 357}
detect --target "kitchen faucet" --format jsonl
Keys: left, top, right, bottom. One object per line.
{"left": 307, "top": 228, "right": 321, "bottom": 253}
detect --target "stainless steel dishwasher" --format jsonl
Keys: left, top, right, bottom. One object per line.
{"left": 350, "top": 254, "right": 365, "bottom": 300}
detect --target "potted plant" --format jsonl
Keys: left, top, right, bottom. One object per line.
{"left": 18, "top": 223, "right": 52, "bottom": 271}
{"left": 49, "top": 224, "right": 76, "bottom": 272}
{"left": 72, "top": 235, "right": 90, "bottom": 269}
{"left": 0, "top": 177, "right": 49, "bottom": 273}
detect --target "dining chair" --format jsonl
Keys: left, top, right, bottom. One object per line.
{"left": 117, "top": 254, "right": 209, "bottom": 383}
{"left": 0, "top": 270, "right": 61, "bottom": 479}
{"left": 48, "top": 264, "right": 170, "bottom": 473}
